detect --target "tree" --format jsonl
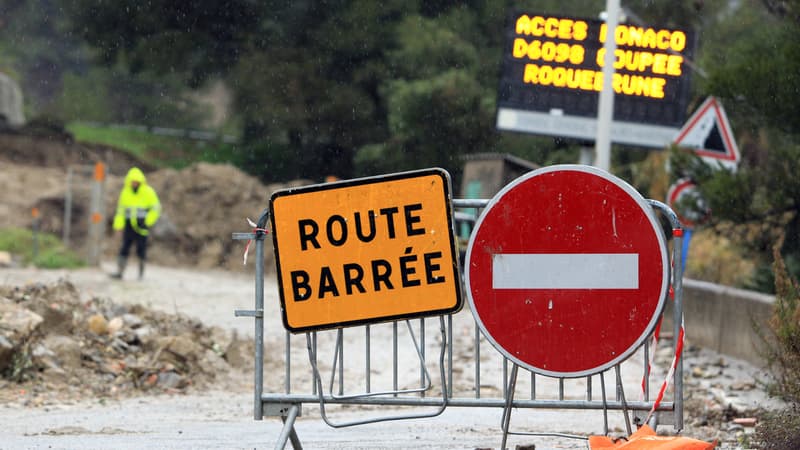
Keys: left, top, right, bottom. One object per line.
{"left": 65, "top": 0, "right": 266, "bottom": 87}
{"left": 355, "top": 12, "right": 496, "bottom": 182}
{"left": 0, "top": 0, "right": 86, "bottom": 112}
{"left": 55, "top": 65, "right": 209, "bottom": 127}
{"left": 229, "top": 1, "right": 414, "bottom": 181}
{"left": 359, "top": 69, "right": 495, "bottom": 179}
{"left": 671, "top": 1, "right": 800, "bottom": 291}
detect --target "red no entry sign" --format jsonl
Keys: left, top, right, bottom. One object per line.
{"left": 465, "top": 165, "right": 669, "bottom": 378}
{"left": 666, "top": 178, "right": 709, "bottom": 229}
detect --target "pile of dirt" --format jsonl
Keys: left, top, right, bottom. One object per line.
{"left": 0, "top": 279, "right": 253, "bottom": 407}
{"left": 0, "top": 130, "right": 311, "bottom": 272}
{"left": 138, "top": 163, "right": 310, "bottom": 272}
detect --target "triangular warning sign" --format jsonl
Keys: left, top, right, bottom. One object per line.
{"left": 673, "top": 97, "right": 740, "bottom": 171}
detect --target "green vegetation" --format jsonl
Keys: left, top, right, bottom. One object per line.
{"left": 668, "top": 2, "right": 800, "bottom": 293}
{"left": 754, "top": 238, "right": 800, "bottom": 449}
{"left": 2, "top": 0, "right": 707, "bottom": 184}
{"left": 66, "top": 122, "right": 242, "bottom": 170}
{"left": 764, "top": 238, "right": 800, "bottom": 403}
{"left": 67, "top": 123, "right": 166, "bottom": 159}
{"left": 0, "top": 228, "right": 85, "bottom": 269}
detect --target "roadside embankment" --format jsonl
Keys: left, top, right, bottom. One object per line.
{"left": 665, "top": 278, "right": 774, "bottom": 366}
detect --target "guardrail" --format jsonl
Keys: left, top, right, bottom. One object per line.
{"left": 77, "top": 121, "right": 239, "bottom": 143}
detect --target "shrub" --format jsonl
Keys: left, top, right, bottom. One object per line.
{"left": 762, "top": 237, "right": 800, "bottom": 402}
{"left": 754, "top": 405, "right": 800, "bottom": 450}
{"left": 754, "top": 236, "right": 800, "bottom": 449}
{"left": 0, "top": 227, "right": 85, "bottom": 269}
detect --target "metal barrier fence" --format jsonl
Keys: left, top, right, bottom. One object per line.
{"left": 233, "top": 197, "right": 685, "bottom": 450}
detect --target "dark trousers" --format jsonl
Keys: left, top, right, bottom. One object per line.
{"left": 119, "top": 223, "right": 148, "bottom": 260}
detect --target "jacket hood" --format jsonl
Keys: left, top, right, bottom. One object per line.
{"left": 124, "top": 167, "right": 147, "bottom": 188}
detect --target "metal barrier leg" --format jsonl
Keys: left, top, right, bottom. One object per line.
{"left": 275, "top": 404, "right": 302, "bottom": 450}
{"left": 601, "top": 372, "right": 609, "bottom": 435}
{"left": 615, "top": 364, "right": 632, "bottom": 435}
{"left": 307, "top": 317, "right": 450, "bottom": 428}
{"left": 500, "top": 363, "right": 520, "bottom": 450}
{"left": 499, "top": 364, "right": 590, "bottom": 445}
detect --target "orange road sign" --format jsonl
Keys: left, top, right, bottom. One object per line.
{"left": 270, "top": 168, "right": 462, "bottom": 333}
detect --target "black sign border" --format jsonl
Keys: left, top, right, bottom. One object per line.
{"left": 497, "top": 10, "right": 697, "bottom": 132}
{"left": 269, "top": 167, "right": 464, "bottom": 333}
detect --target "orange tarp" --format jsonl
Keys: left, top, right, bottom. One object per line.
{"left": 589, "top": 425, "right": 716, "bottom": 449}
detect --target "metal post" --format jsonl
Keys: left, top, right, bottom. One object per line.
{"left": 365, "top": 325, "right": 371, "bottom": 393}
{"left": 648, "top": 199, "right": 686, "bottom": 430}
{"left": 31, "top": 208, "right": 40, "bottom": 261}
{"left": 643, "top": 340, "right": 650, "bottom": 400}
{"left": 447, "top": 314, "right": 453, "bottom": 398}
{"left": 338, "top": 329, "right": 344, "bottom": 396}
{"left": 474, "top": 324, "right": 481, "bottom": 399}
{"left": 87, "top": 162, "right": 105, "bottom": 266}
{"left": 254, "top": 210, "right": 268, "bottom": 420}
{"left": 276, "top": 404, "right": 302, "bottom": 450}
{"left": 63, "top": 167, "right": 73, "bottom": 247}
{"left": 500, "top": 363, "right": 519, "bottom": 450}
{"left": 595, "top": 0, "right": 621, "bottom": 170}
{"left": 579, "top": 146, "right": 594, "bottom": 165}
{"left": 285, "top": 331, "right": 291, "bottom": 394}
{"left": 615, "top": 364, "right": 632, "bottom": 435}
{"left": 601, "top": 371, "right": 609, "bottom": 435}
{"left": 393, "top": 321, "right": 398, "bottom": 396}
{"left": 419, "top": 318, "right": 425, "bottom": 396}
{"left": 502, "top": 358, "right": 508, "bottom": 398}
{"left": 311, "top": 332, "right": 318, "bottom": 395}
{"left": 673, "top": 229, "right": 685, "bottom": 430}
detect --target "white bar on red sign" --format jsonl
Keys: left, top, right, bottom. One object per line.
{"left": 492, "top": 253, "right": 639, "bottom": 289}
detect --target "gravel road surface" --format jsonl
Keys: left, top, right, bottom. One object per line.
{"left": 0, "top": 263, "right": 775, "bottom": 449}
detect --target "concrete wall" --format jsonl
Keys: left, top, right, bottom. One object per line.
{"left": 664, "top": 278, "right": 775, "bottom": 366}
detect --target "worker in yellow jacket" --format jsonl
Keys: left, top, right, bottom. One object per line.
{"left": 110, "top": 167, "right": 161, "bottom": 280}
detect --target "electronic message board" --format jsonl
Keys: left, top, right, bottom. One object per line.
{"left": 496, "top": 12, "right": 695, "bottom": 148}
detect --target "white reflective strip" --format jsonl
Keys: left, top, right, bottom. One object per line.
{"left": 492, "top": 253, "right": 639, "bottom": 289}
{"left": 125, "top": 208, "right": 149, "bottom": 218}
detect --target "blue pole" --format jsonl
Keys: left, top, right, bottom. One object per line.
{"left": 681, "top": 227, "right": 693, "bottom": 269}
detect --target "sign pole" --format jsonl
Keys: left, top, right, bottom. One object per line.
{"left": 682, "top": 228, "right": 692, "bottom": 270}
{"left": 63, "top": 166, "right": 73, "bottom": 246}
{"left": 87, "top": 162, "right": 105, "bottom": 266}
{"left": 594, "top": 0, "right": 620, "bottom": 171}
{"left": 31, "top": 207, "right": 40, "bottom": 261}
{"left": 579, "top": 145, "right": 594, "bottom": 166}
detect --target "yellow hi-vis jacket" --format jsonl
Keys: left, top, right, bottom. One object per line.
{"left": 112, "top": 167, "right": 161, "bottom": 236}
